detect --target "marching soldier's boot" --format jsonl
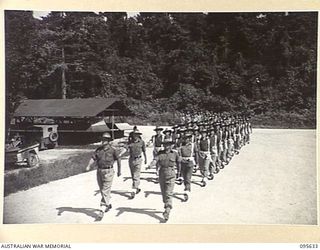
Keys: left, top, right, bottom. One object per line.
{"left": 183, "top": 193, "right": 189, "bottom": 202}
{"left": 175, "top": 172, "right": 183, "bottom": 185}
{"left": 163, "top": 207, "right": 171, "bottom": 221}
{"left": 130, "top": 192, "right": 135, "bottom": 199}
{"left": 96, "top": 210, "right": 104, "bottom": 221}
{"left": 193, "top": 166, "right": 198, "bottom": 173}
{"left": 130, "top": 187, "right": 141, "bottom": 199}
{"left": 219, "top": 161, "right": 225, "bottom": 169}
{"left": 105, "top": 204, "right": 112, "bottom": 212}
{"left": 213, "top": 162, "right": 220, "bottom": 174}
{"left": 208, "top": 162, "right": 214, "bottom": 180}
{"left": 183, "top": 189, "right": 190, "bottom": 202}
{"left": 201, "top": 178, "right": 207, "bottom": 187}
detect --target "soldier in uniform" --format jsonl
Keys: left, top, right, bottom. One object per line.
{"left": 178, "top": 133, "right": 198, "bottom": 200}
{"left": 234, "top": 121, "right": 241, "bottom": 155}
{"left": 163, "top": 128, "right": 173, "bottom": 141}
{"left": 176, "top": 126, "right": 186, "bottom": 148}
{"left": 193, "top": 126, "right": 201, "bottom": 144}
{"left": 209, "top": 127, "right": 219, "bottom": 175}
{"left": 175, "top": 127, "right": 186, "bottom": 184}
{"left": 192, "top": 125, "right": 201, "bottom": 173}
{"left": 85, "top": 132, "right": 121, "bottom": 220}
{"left": 226, "top": 125, "right": 235, "bottom": 164}
{"left": 128, "top": 125, "right": 139, "bottom": 143}
{"left": 155, "top": 140, "right": 181, "bottom": 221}
{"left": 127, "top": 129, "right": 147, "bottom": 199}
{"left": 147, "top": 126, "right": 164, "bottom": 169}
{"left": 221, "top": 125, "right": 229, "bottom": 164}
{"left": 239, "top": 121, "right": 245, "bottom": 148}
{"left": 198, "top": 129, "right": 212, "bottom": 186}
{"left": 171, "top": 125, "right": 180, "bottom": 146}
{"left": 244, "top": 118, "right": 253, "bottom": 144}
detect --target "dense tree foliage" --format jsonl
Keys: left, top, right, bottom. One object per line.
{"left": 5, "top": 11, "right": 317, "bottom": 127}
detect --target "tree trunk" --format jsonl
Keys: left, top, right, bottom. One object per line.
{"left": 61, "top": 47, "right": 67, "bottom": 99}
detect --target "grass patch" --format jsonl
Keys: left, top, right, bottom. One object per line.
{"left": 4, "top": 151, "right": 93, "bottom": 196}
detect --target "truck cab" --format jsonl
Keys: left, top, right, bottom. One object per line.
{"left": 9, "top": 123, "right": 59, "bottom": 150}
{"left": 34, "top": 124, "right": 59, "bottom": 150}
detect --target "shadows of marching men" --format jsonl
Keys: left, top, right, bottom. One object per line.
{"left": 115, "top": 207, "right": 166, "bottom": 223}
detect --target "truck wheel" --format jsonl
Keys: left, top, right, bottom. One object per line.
{"left": 49, "top": 132, "right": 59, "bottom": 142}
{"left": 27, "top": 152, "right": 39, "bottom": 168}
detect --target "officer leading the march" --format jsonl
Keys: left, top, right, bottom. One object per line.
{"left": 85, "top": 132, "right": 121, "bottom": 220}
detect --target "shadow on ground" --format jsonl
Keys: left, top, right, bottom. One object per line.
{"left": 123, "top": 176, "right": 158, "bottom": 184}
{"left": 112, "top": 190, "right": 134, "bottom": 199}
{"left": 116, "top": 207, "right": 165, "bottom": 223}
{"left": 94, "top": 189, "right": 134, "bottom": 199}
{"left": 56, "top": 207, "right": 102, "bottom": 221}
{"left": 144, "top": 190, "right": 186, "bottom": 202}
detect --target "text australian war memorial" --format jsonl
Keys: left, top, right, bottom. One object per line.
{"left": 3, "top": 11, "right": 317, "bottom": 225}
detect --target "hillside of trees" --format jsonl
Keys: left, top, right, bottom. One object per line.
{"left": 5, "top": 11, "right": 317, "bottom": 128}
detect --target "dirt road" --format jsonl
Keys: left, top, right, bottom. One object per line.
{"left": 3, "top": 128, "right": 317, "bottom": 225}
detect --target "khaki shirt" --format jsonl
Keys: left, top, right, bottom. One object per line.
{"left": 93, "top": 145, "right": 120, "bottom": 168}
{"left": 156, "top": 150, "right": 181, "bottom": 169}
{"left": 199, "top": 138, "right": 210, "bottom": 152}
{"left": 179, "top": 142, "right": 198, "bottom": 157}
{"left": 210, "top": 135, "right": 217, "bottom": 147}
{"left": 153, "top": 134, "right": 163, "bottom": 147}
{"left": 128, "top": 139, "right": 146, "bottom": 158}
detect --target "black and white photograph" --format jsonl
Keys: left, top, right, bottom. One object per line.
{"left": 3, "top": 10, "right": 317, "bottom": 226}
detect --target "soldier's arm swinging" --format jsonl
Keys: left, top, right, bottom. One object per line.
{"left": 155, "top": 156, "right": 160, "bottom": 175}
{"left": 146, "top": 135, "right": 154, "bottom": 147}
{"left": 143, "top": 151, "right": 147, "bottom": 165}
{"left": 85, "top": 158, "right": 95, "bottom": 171}
{"left": 194, "top": 143, "right": 199, "bottom": 165}
{"left": 176, "top": 148, "right": 182, "bottom": 177}
{"left": 116, "top": 158, "right": 122, "bottom": 177}
{"left": 176, "top": 153, "right": 181, "bottom": 177}
{"left": 142, "top": 141, "right": 147, "bottom": 165}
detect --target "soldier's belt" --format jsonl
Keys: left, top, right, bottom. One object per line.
{"left": 98, "top": 166, "right": 113, "bottom": 170}
{"left": 199, "top": 151, "right": 210, "bottom": 154}
{"left": 160, "top": 165, "right": 175, "bottom": 169}
{"left": 199, "top": 151, "right": 212, "bottom": 160}
{"left": 181, "top": 156, "right": 193, "bottom": 161}
{"left": 130, "top": 155, "right": 142, "bottom": 159}
{"left": 181, "top": 157, "right": 195, "bottom": 165}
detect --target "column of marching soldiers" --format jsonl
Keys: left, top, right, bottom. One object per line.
{"left": 88, "top": 111, "right": 253, "bottom": 222}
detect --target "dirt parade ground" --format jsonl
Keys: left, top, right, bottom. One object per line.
{"left": 3, "top": 128, "right": 317, "bottom": 225}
